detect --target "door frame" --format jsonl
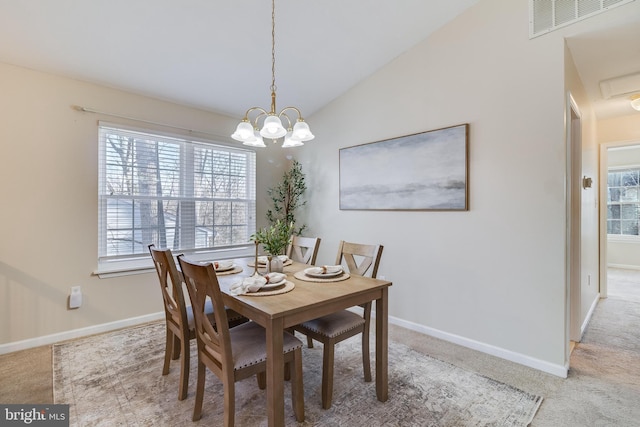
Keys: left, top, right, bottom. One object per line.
{"left": 566, "top": 93, "right": 582, "bottom": 353}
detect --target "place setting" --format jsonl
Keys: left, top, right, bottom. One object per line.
{"left": 294, "top": 264, "right": 350, "bottom": 283}
{"left": 210, "top": 260, "right": 243, "bottom": 276}
{"left": 229, "top": 272, "right": 295, "bottom": 296}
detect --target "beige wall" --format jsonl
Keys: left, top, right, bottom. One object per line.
{"left": 0, "top": 62, "right": 288, "bottom": 347}
{"left": 294, "top": 0, "right": 635, "bottom": 375}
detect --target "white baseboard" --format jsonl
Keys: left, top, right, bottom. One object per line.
{"left": 0, "top": 312, "right": 164, "bottom": 355}
{"left": 2, "top": 308, "right": 569, "bottom": 379}
{"left": 388, "top": 315, "right": 568, "bottom": 378}
{"left": 580, "top": 293, "right": 600, "bottom": 340}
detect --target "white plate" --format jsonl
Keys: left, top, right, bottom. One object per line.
{"left": 304, "top": 267, "right": 343, "bottom": 278}
{"left": 214, "top": 261, "right": 235, "bottom": 272}
{"left": 261, "top": 279, "right": 287, "bottom": 290}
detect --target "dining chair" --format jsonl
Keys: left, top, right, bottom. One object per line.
{"left": 286, "top": 235, "right": 321, "bottom": 265}
{"left": 148, "top": 244, "right": 247, "bottom": 401}
{"left": 177, "top": 255, "right": 305, "bottom": 425}
{"left": 292, "top": 240, "right": 383, "bottom": 409}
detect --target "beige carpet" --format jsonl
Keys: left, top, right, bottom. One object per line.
{"left": 53, "top": 322, "right": 541, "bottom": 426}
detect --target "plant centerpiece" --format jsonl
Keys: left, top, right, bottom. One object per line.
{"left": 250, "top": 220, "right": 294, "bottom": 273}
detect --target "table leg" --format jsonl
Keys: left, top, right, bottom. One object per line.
{"left": 376, "top": 287, "right": 388, "bottom": 402}
{"left": 266, "top": 317, "right": 285, "bottom": 427}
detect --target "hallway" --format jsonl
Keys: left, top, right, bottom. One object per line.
{"left": 534, "top": 268, "right": 640, "bottom": 425}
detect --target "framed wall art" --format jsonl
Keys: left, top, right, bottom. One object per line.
{"left": 339, "top": 123, "right": 469, "bottom": 211}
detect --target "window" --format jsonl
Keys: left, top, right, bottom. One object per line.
{"left": 607, "top": 168, "right": 640, "bottom": 237}
{"left": 97, "top": 123, "right": 256, "bottom": 275}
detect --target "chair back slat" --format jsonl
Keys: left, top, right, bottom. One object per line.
{"left": 335, "top": 240, "right": 383, "bottom": 278}
{"left": 177, "top": 255, "right": 233, "bottom": 371}
{"left": 287, "top": 236, "right": 321, "bottom": 265}
{"left": 148, "top": 245, "right": 189, "bottom": 331}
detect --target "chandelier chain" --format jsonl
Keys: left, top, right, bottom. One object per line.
{"left": 230, "top": 0, "right": 314, "bottom": 146}
{"left": 271, "top": 0, "right": 277, "bottom": 93}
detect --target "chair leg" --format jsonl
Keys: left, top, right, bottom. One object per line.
{"left": 162, "top": 328, "right": 172, "bottom": 375}
{"left": 223, "top": 379, "right": 235, "bottom": 427}
{"left": 178, "top": 336, "right": 190, "bottom": 400}
{"left": 291, "top": 348, "right": 305, "bottom": 422}
{"left": 192, "top": 361, "right": 206, "bottom": 421}
{"left": 321, "top": 340, "right": 335, "bottom": 409}
{"left": 172, "top": 334, "right": 181, "bottom": 360}
{"left": 284, "top": 362, "right": 291, "bottom": 381}
{"left": 362, "top": 328, "right": 372, "bottom": 383}
{"left": 257, "top": 371, "right": 266, "bottom": 390}
{"left": 307, "top": 336, "right": 314, "bottom": 348}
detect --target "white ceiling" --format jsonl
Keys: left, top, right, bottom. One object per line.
{"left": 0, "top": 0, "right": 638, "bottom": 121}
{"left": 566, "top": 17, "right": 640, "bottom": 120}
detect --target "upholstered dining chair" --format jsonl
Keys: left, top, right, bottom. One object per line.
{"left": 177, "top": 255, "right": 305, "bottom": 425}
{"left": 148, "top": 244, "right": 247, "bottom": 401}
{"left": 292, "top": 240, "right": 383, "bottom": 409}
{"left": 286, "top": 235, "right": 321, "bottom": 265}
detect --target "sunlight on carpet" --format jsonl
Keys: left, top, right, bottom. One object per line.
{"left": 53, "top": 322, "right": 542, "bottom": 426}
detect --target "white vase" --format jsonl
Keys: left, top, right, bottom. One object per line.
{"left": 267, "top": 255, "right": 284, "bottom": 273}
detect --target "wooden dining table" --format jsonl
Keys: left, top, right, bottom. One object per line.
{"left": 214, "top": 257, "right": 392, "bottom": 427}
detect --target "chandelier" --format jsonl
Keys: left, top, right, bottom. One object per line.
{"left": 231, "top": 0, "right": 314, "bottom": 148}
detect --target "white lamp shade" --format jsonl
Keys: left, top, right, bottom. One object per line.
{"left": 291, "top": 121, "right": 314, "bottom": 141}
{"left": 282, "top": 131, "right": 304, "bottom": 148}
{"left": 243, "top": 132, "right": 266, "bottom": 147}
{"left": 260, "top": 115, "right": 287, "bottom": 139}
{"left": 231, "top": 121, "right": 255, "bottom": 142}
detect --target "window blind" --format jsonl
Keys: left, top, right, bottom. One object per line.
{"left": 97, "top": 122, "right": 256, "bottom": 275}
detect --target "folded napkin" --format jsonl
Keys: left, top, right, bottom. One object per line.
{"left": 229, "top": 272, "right": 286, "bottom": 295}
{"left": 307, "top": 265, "right": 343, "bottom": 275}
{"left": 257, "top": 255, "right": 289, "bottom": 265}
{"left": 213, "top": 260, "right": 233, "bottom": 270}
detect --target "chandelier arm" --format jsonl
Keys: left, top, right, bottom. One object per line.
{"left": 279, "top": 106, "right": 304, "bottom": 121}
{"left": 244, "top": 107, "right": 269, "bottom": 125}
{"left": 278, "top": 112, "right": 293, "bottom": 129}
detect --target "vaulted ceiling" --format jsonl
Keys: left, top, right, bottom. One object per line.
{"left": 0, "top": 0, "right": 638, "bottom": 121}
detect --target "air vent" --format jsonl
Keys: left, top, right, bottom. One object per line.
{"left": 529, "top": 0, "right": 635, "bottom": 38}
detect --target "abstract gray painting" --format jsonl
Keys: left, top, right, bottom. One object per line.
{"left": 339, "top": 124, "right": 468, "bottom": 210}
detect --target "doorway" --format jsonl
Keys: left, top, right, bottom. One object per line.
{"left": 600, "top": 142, "right": 640, "bottom": 299}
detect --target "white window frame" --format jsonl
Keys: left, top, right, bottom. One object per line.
{"left": 607, "top": 165, "right": 640, "bottom": 242}
{"left": 96, "top": 122, "right": 256, "bottom": 277}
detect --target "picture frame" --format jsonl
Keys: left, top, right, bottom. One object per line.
{"left": 339, "top": 123, "right": 469, "bottom": 211}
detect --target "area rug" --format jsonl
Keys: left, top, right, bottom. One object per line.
{"left": 53, "top": 322, "right": 542, "bottom": 426}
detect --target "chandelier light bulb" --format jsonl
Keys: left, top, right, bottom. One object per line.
{"left": 260, "top": 115, "right": 287, "bottom": 139}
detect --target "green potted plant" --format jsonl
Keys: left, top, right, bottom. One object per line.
{"left": 250, "top": 220, "right": 294, "bottom": 272}
{"left": 266, "top": 160, "right": 307, "bottom": 236}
